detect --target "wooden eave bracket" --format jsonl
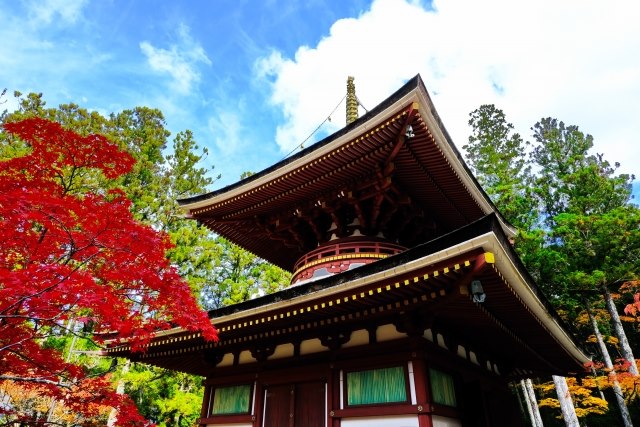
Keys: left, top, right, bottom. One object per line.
{"left": 384, "top": 102, "right": 420, "bottom": 168}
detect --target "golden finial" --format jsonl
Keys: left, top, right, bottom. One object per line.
{"left": 346, "top": 76, "right": 358, "bottom": 125}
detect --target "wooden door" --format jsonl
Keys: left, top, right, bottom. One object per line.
{"left": 264, "top": 384, "right": 293, "bottom": 427}
{"left": 294, "top": 382, "right": 325, "bottom": 427}
{"left": 263, "top": 381, "right": 325, "bottom": 427}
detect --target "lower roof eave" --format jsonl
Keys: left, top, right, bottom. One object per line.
{"left": 106, "top": 215, "right": 588, "bottom": 375}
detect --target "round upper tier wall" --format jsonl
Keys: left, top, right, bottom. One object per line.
{"left": 291, "top": 235, "right": 406, "bottom": 285}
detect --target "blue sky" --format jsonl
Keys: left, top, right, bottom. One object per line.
{"left": 2, "top": 0, "right": 639, "bottom": 195}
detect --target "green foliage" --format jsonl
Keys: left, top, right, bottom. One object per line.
{"left": 119, "top": 363, "right": 203, "bottom": 427}
{"left": 554, "top": 208, "right": 640, "bottom": 281}
{"left": 531, "top": 118, "right": 633, "bottom": 223}
{"left": 465, "top": 105, "right": 537, "bottom": 230}
{"left": 528, "top": 118, "right": 638, "bottom": 312}
{"left": 202, "top": 237, "right": 290, "bottom": 310}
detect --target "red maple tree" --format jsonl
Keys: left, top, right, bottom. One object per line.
{"left": 0, "top": 118, "right": 217, "bottom": 425}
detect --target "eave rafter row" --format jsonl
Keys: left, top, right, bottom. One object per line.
{"left": 468, "top": 276, "right": 565, "bottom": 375}
{"left": 401, "top": 124, "right": 469, "bottom": 223}
{"left": 191, "top": 108, "right": 413, "bottom": 217}
{"left": 218, "top": 144, "right": 390, "bottom": 221}
{"left": 486, "top": 263, "right": 571, "bottom": 374}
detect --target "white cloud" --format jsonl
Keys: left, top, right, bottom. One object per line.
{"left": 255, "top": 0, "right": 640, "bottom": 178}
{"left": 208, "top": 110, "right": 243, "bottom": 155}
{"left": 25, "top": 0, "right": 88, "bottom": 25}
{"left": 140, "top": 24, "right": 212, "bottom": 95}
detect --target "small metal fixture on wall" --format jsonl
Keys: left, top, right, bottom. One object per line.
{"left": 471, "top": 280, "right": 486, "bottom": 303}
{"left": 405, "top": 124, "right": 415, "bottom": 139}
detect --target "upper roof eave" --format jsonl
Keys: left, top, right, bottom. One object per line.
{"left": 178, "top": 75, "right": 423, "bottom": 208}
{"left": 178, "top": 74, "right": 515, "bottom": 237}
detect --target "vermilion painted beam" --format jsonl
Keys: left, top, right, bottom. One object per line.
{"left": 330, "top": 403, "right": 427, "bottom": 418}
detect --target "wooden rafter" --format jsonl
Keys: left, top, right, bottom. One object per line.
{"left": 384, "top": 102, "right": 419, "bottom": 169}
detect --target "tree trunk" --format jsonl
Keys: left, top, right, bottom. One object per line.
{"left": 586, "top": 299, "right": 634, "bottom": 427}
{"left": 589, "top": 364, "right": 606, "bottom": 400}
{"left": 47, "top": 320, "right": 79, "bottom": 423}
{"left": 603, "top": 284, "right": 639, "bottom": 375}
{"left": 107, "top": 359, "right": 131, "bottom": 427}
{"left": 520, "top": 380, "right": 536, "bottom": 426}
{"left": 552, "top": 376, "right": 579, "bottom": 427}
{"left": 521, "top": 379, "right": 544, "bottom": 427}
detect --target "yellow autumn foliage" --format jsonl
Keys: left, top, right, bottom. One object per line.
{"left": 536, "top": 376, "right": 609, "bottom": 419}
{"left": 538, "top": 397, "right": 560, "bottom": 408}
{"left": 0, "top": 380, "right": 111, "bottom": 425}
{"left": 585, "top": 334, "right": 618, "bottom": 346}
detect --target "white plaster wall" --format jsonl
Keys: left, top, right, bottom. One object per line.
{"left": 341, "top": 415, "right": 418, "bottom": 427}
{"left": 342, "top": 329, "right": 369, "bottom": 348}
{"left": 376, "top": 323, "right": 406, "bottom": 342}
{"left": 424, "top": 328, "right": 434, "bottom": 342}
{"left": 238, "top": 350, "right": 254, "bottom": 364}
{"left": 268, "top": 343, "right": 294, "bottom": 359}
{"left": 300, "top": 338, "right": 327, "bottom": 355}
{"left": 216, "top": 353, "right": 234, "bottom": 367}
{"left": 432, "top": 415, "right": 462, "bottom": 427}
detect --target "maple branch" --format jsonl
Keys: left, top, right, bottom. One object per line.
{"left": 0, "top": 332, "right": 36, "bottom": 354}
{"left": 41, "top": 209, "right": 81, "bottom": 265}
{"left": 0, "top": 252, "right": 100, "bottom": 316}
{"left": 62, "top": 164, "right": 79, "bottom": 194}
{"left": 0, "top": 375, "right": 71, "bottom": 389}
{"left": 5, "top": 350, "right": 78, "bottom": 388}
{"left": 1, "top": 312, "right": 108, "bottom": 359}
{"left": 0, "top": 421, "right": 68, "bottom": 427}
{"left": 7, "top": 350, "right": 71, "bottom": 379}
{"left": 0, "top": 296, "right": 78, "bottom": 323}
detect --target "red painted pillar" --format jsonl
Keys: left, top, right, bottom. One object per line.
{"left": 328, "top": 364, "right": 341, "bottom": 427}
{"left": 253, "top": 378, "right": 264, "bottom": 427}
{"left": 411, "top": 355, "right": 433, "bottom": 427}
{"left": 200, "top": 381, "right": 212, "bottom": 425}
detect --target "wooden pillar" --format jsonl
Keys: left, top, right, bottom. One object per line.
{"left": 200, "top": 381, "right": 212, "bottom": 425}
{"left": 412, "top": 353, "right": 433, "bottom": 427}
{"left": 253, "top": 378, "right": 264, "bottom": 427}
{"left": 329, "top": 364, "right": 341, "bottom": 427}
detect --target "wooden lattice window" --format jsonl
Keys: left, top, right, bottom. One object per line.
{"left": 346, "top": 365, "right": 408, "bottom": 405}
{"left": 210, "top": 384, "right": 252, "bottom": 415}
{"left": 429, "top": 368, "right": 457, "bottom": 407}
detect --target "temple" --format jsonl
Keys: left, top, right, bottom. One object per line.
{"left": 107, "top": 75, "right": 588, "bottom": 427}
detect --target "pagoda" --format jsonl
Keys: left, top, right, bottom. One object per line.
{"left": 108, "top": 75, "right": 588, "bottom": 427}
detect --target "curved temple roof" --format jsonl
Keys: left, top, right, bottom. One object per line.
{"left": 179, "top": 75, "right": 514, "bottom": 271}
{"left": 108, "top": 76, "right": 589, "bottom": 379}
